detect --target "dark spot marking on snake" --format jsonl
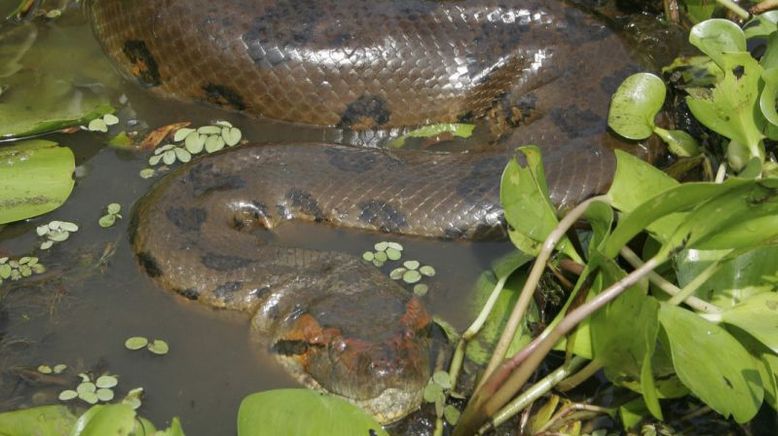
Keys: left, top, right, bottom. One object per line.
{"left": 213, "top": 281, "right": 242, "bottom": 300}
{"left": 122, "top": 40, "right": 160, "bottom": 87}
{"left": 562, "top": 7, "right": 610, "bottom": 42}
{"left": 600, "top": 64, "right": 641, "bottom": 95}
{"left": 201, "top": 253, "right": 253, "bottom": 271}
{"left": 202, "top": 83, "right": 246, "bottom": 111}
{"left": 286, "top": 189, "right": 324, "bottom": 221}
{"left": 456, "top": 156, "right": 503, "bottom": 202}
{"left": 358, "top": 200, "right": 407, "bottom": 232}
{"left": 242, "top": 0, "right": 323, "bottom": 68}
{"left": 179, "top": 288, "right": 199, "bottom": 301}
{"left": 166, "top": 207, "right": 207, "bottom": 232}
{"left": 550, "top": 106, "right": 604, "bottom": 138}
{"left": 272, "top": 339, "right": 319, "bottom": 356}
{"left": 324, "top": 148, "right": 380, "bottom": 173}
{"left": 338, "top": 95, "right": 391, "bottom": 129}
{"left": 137, "top": 251, "right": 162, "bottom": 278}
{"left": 187, "top": 163, "right": 246, "bottom": 197}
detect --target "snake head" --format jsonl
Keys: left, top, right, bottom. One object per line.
{"left": 271, "top": 295, "right": 433, "bottom": 424}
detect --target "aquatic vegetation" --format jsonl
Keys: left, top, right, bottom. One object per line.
{"left": 124, "top": 336, "right": 170, "bottom": 355}
{"left": 97, "top": 203, "right": 122, "bottom": 228}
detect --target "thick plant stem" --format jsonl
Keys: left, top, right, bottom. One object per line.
{"left": 477, "top": 196, "right": 607, "bottom": 390}
{"left": 454, "top": 255, "right": 661, "bottom": 435}
{"left": 556, "top": 359, "right": 602, "bottom": 392}
{"left": 717, "top": 0, "right": 751, "bottom": 19}
{"left": 478, "top": 357, "right": 587, "bottom": 433}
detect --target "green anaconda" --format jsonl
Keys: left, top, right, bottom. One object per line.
{"left": 88, "top": 0, "right": 645, "bottom": 424}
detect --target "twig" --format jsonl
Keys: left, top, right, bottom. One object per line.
{"left": 751, "top": 0, "right": 778, "bottom": 15}
{"left": 533, "top": 403, "right": 615, "bottom": 434}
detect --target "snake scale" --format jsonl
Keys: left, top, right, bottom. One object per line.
{"left": 87, "top": 0, "right": 643, "bottom": 423}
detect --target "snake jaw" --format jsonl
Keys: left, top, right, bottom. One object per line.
{"left": 271, "top": 300, "right": 432, "bottom": 424}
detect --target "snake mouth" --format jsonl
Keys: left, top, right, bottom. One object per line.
{"left": 270, "top": 297, "right": 432, "bottom": 424}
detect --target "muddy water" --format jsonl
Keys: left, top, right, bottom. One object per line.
{"left": 0, "top": 6, "right": 512, "bottom": 434}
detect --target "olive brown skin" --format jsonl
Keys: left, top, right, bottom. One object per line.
{"left": 88, "top": 0, "right": 642, "bottom": 424}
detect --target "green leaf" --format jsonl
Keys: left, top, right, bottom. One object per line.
{"left": 387, "top": 123, "right": 474, "bottom": 148}
{"left": 685, "top": 52, "right": 765, "bottom": 170}
{"left": 590, "top": 257, "right": 659, "bottom": 397}
{"left": 684, "top": 0, "right": 719, "bottom": 24}
{"left": 675, "top": 246, "right": 778, "bottom": 308}
{"left": 604, "top": 179, "right": 746, "bottom": 258}
{"left": 71, "top": 404, "right": 136, "bottom": 436}
{"left": 618, "top": 397, "right": 649, "bottom": 430}
{"left": 154, "top": 417, "right": 185, "bottom": 436}
{"left": 659, "top": 303, "right": 763, "bottom": 423}
{"left": 720, "top": 292, "right": 778, "bottom": 353}
{"left": 744, "top": 11, "right": 778, "bottom": 39}
{"left": 0, "top": 139, "right": 74, "bottom": 224}
{"left": 761, "top": 353, "right": 778, "bottom": 410}
{"left": 654, "top": 128, "right": 700, "bottom": 157}
{"left": 760, "top": 32, "right": 778, "bottom": 70}
{"left": 671, "top": 179, "right": 778, "bottom": 251}
{"left": 0, "top": 405, "right": 76, "bottom": 436}
{"left": 640, "top": 350, "right": 662, "bottom": 419}
{"left": 689, "top": 19, "right": 746, "bottom": 70}
{"left": 499, "top": 146, "right": 577, "bottom": 260}
{"left": 606, "top": 150, "right": 679, "bottom": 215}
{"left": 607, "top": 73, "right": 665, "bottom": 140}
{"left": 761, "top": 67, "right": 778, "bottom": 127}
{"left": 237, "top": 389, "right": 388, "bottom": 435}
{"left": 466, "top": 261, "right": 538, "bottom": 364}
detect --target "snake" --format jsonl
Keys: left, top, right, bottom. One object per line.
{"left": 87, "top": 0, "right": 645, "bottom": 424}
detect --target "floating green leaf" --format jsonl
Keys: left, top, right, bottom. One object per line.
{"left": 0, "top": 140, "right": 74, "bottom": 224}
{"left": 659, "top": 303, "right": 762, "bottom": 423}
{"left": 124, "top": 336, "right": 148, "bottom": 350}
{"left": 0, "top": 404, "right": 75, "bottom": 436}
{"left": 237, "top": 389, "right": 388, "bottom": 436}
{"left": 608, "top": 73, "right": 666, "bottom": 140}
{"left": 148, "top": 339, "right": 170, "bottom": 355}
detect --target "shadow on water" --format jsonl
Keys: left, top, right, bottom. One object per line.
{"left": 0, "top": 5, "right": 513, "bottom": 434}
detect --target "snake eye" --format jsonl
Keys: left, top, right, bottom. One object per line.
{"left": 271, "top": 339, "right": 310, "bottom": 356}
{"left": 230, "top": 201, "right": 272, "bottom": 231}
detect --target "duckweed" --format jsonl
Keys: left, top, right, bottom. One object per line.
{"left": 124, "top": 336, "right": 169, "bottom": 355}
{"left": 0, "top": 256, "right": 45, "bottom": 286}
{"left": 145, "top": 120, "right": 243, "bottom": 175}
{"left": 98, "top": 203, "right": 122, "bottom": 228}
{"left": 86, "top": 113, "right": 119, "bottom": 133}
{"left": 36, "top": 220, "right": 78, "bottom": 250}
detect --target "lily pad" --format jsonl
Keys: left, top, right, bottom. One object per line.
{"left": 238, "top": 389, "right": 388, "bottom": 436}
{"left": 0, "top": 139, "right": 74, "bottom": 224}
